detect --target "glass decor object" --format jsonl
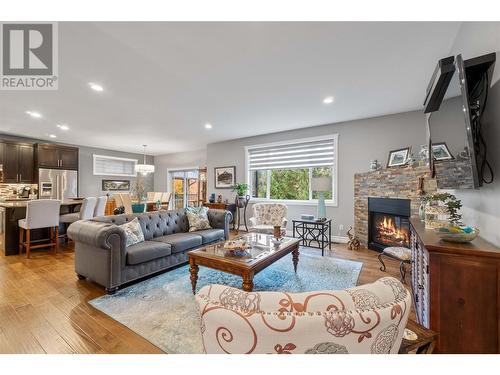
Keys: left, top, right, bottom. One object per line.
{"left": 424, "top": 202, "right": 450, "bottom": 229}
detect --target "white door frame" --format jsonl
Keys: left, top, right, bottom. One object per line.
{"left": 166, "top": 167, "right": 200, "bottom": 209}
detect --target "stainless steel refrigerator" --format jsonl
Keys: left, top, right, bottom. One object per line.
{"left": 38, "top": 168, "right": 78, "bottom": 200}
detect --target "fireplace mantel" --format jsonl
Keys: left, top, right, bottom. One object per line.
{"left": 354, "top": 165, "right": 437, "bottom": 247}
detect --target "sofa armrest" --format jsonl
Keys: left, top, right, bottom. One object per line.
{"left": 207, "top": 209, "right": 232, "bottom": 240}
{"left": 68, "top": 220, "right": 127, "bottom": 289}
{"left": 68, "top": 220, "right": 126, "bottom": 251}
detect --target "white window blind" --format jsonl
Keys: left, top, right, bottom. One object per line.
{"left": 93, "top": 155, "right": 137, "bottom": 177}
{"left": 248, "top": 137, "right": 336, "bottom": 170}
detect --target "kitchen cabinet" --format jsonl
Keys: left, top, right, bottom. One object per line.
{"left": 37, "top": 144, "right": 79, "bottom": 170}
{"left": 0, "top": 141, "right": 34, "bottom": 183}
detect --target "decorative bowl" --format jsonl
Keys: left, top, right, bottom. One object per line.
{"left": 435, "top": 226, "right": 479, "bottom": 243}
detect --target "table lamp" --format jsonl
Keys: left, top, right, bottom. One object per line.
{"left": 311, "top": 176, "right": 331, "bottom": 221}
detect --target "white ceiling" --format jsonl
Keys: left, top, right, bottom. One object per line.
{"left": 0, "top": 22, "right": 462, "bottom": 155}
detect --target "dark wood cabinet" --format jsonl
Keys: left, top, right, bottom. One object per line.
{"left": 410, "top": 218, "right": 500, "bottom": 353}
{"left": 0, "top": 141, "right": 34, "bottom": 183}
{"left": 2, "top": 143, "right": 19, "bottom": 182}
{"left": 37, "top": 144, "right": 59, "bottom": 168}
{"left": 18, "top": 144, "right": 34, "bottom": 182}
{"left": 58, "top": 147, "right": 79, "bottom": 169}
{"left": 36, "top": 144, "right": 78, "bottom": 170}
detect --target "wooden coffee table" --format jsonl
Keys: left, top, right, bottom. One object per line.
{"left": 187, "top": 233, "right": 300, "bottom": 293}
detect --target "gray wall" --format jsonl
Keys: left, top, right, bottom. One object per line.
{"left": 207, "top": 110, "right": 426, "bottom": 237}
{"left": 154, "top": 149, "right": 207, "bottom": 192}
{"left": 78, "top": 146, "right": 154, "bottom": 198}
{"left": 447, "top": 22, "right": 500, "bottom": 245}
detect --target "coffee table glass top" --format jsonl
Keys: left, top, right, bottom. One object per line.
{"left": 193, "top": 232, "right": 296, "bottom": 263}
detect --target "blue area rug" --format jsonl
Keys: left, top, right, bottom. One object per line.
{"left": 89, "top": 249, "right": 363, "bottom": 353}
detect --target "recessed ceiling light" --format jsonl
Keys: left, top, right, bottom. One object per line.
{"left": 323, "top": 96, "right": 335, "bottom": 104}
{"left": 89, "top": 82, "right": 104, "bottom": 92}
{"left": 204, "top": 123, "right": 213, "bottom": 129}
{"left": 56, "top": 124, "right": 69, "bottom": 130}
{"left": 26, "top": 110, "right": 42, "bottom": 118}
{"left": 49, "top": 134, "right": 57, "bottom": 138}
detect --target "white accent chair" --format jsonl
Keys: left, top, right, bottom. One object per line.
{"left": 18, "top": 199, "right": 61, "bottom": 258}
{"left": 94, "top": 196, "right": 108, "bottom": 217}
{"left": 249, "top": 202, "right": 288, "bottom": 234}
{"left": 60, "top": 197, "right": 98, "bottom": 243}
{"left": 196, "top": 277, "right": 411, "bottom": 354}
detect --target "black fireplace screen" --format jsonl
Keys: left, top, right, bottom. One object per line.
{"left": 367, "top": 197, "right": 411, "bottom": 251}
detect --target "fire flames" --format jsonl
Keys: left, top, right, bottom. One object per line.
{"left": 375, "top": 215, "right": 408, "bottom": 246}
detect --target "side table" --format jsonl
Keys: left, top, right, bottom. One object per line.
{"left": 399, "top": 319, "right": 438, "bottom": 354}
{"left": 292, "top": 218, "right": 332, "bottom": 256}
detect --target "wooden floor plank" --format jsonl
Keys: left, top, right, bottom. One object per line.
{"left": 0, "top": 302, "right": 46, "bottom": 353}
{"left": 33, "top": 302, "right": 104, "bottom": 354}
{"left": 14, "top": 304, "right": 76, "bottom": 354}
{"left": 0, "top": 231, "right": 407, "bottom": 354}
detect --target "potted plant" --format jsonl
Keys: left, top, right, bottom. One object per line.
{"left": 130, "top": 175, "right": 147, "bottom": 213}
{"left": 421, "top": 192, "right": 463, "bottom": 228}
{"left": 231, "top": 183, "right": 249, "bottom": 208}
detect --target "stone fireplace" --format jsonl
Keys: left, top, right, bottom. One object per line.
{"left": 368, "top": 197, "right": 410, "bottom": 251}
{"left": 354, "top": 165, "right": 437, "bottom": 248}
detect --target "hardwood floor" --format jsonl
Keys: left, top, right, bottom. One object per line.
{"left": 0, "top": 233, "right": 405, "bottom": 354}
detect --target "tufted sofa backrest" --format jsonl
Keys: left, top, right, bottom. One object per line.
{"left": 92, "top": 209, "right": 190, "bottom": 240}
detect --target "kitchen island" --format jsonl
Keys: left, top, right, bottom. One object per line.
{"left": 0, "top": 199, "right": 83, "bottom": 256}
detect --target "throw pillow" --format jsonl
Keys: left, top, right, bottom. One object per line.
{"left": 186, "top": 206, "right": 212, "bottom": 232}
{"left": 120, "top": 217, "right": 145, "bottom": 247}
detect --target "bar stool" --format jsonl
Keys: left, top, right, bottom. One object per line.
{"left": 94, "top": 196, "right": 108, "bottom": 217}
{"left": 18, "top": 199, "right": 61, "bottom": 258}
{"left": 60, "top": 197, "right": 97, "bottom": 240}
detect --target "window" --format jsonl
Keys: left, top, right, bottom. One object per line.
{"left": 93, "top": 154, "right": 138, "bottom": 177}
{"left": 246, "top": 135, "right": 337, "bottom": 204}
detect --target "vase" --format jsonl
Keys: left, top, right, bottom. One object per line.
{"left": 418, "top": 202, "right": 426, "bottom": 222}
{"left": 132, "top": 203, "right": 146, "bottom": 213}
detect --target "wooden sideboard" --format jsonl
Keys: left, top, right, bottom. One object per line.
{"left": 410, "top": 218, "right": 500, "bottom": 353}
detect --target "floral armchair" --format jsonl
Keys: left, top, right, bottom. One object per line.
{"left": 249, "top": 203, "right": 288, "bottom": 234}
{"left": 195, "top": 277, "right": 411, "bottom": 354}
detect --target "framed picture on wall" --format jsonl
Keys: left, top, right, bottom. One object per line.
{"left": 214, "top": 166, "right": 236, "bottom": 189}
{"left": 387, "top": 147, "right": 411, "bottom": 168}
{"left": 102, "top": 179, "right": 130, "bottom": 191}
{"left": 432, "top": 142, "right": 454, "bottom": 161}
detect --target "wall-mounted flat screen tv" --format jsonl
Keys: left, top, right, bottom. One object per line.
{"left": 424, "top": 53, "right": 496, "bottom": 189}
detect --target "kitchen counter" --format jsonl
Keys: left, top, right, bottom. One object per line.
{"left": 0, "top": 198, "right": 84, "bottom": 208}
{"left": 0, "top": 199, "right": 84, "bottom": 256}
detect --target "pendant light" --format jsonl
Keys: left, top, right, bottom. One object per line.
{"left": 135, "top": 145, "right": 155, "bottom": 174}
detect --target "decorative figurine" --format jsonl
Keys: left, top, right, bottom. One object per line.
{"left": 347, "top": 226, "right": 360, "bottom": 251}
{"left": 209, "top": 193, "right": 216, "bottom": 203}
{"left": 369, "top": 159, "right": 380, "bottom": 171}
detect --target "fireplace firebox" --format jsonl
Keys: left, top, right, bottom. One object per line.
{"left": 368, "top": 197, "right": 411, "bottom": 252}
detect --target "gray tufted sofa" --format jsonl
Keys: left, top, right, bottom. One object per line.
{"left": 67, "top": 208, "right": 231, "bottom": 294}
